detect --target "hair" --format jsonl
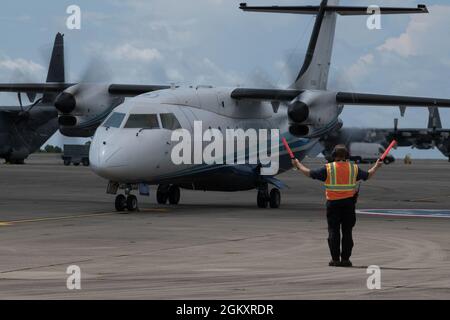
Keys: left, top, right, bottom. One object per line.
{"left": 333, "top": 144, "right": 350, "bottom": 160}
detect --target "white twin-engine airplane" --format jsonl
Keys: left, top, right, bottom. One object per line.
{"left": 89, "top": 0, "right": 450, "bottom": 211}
{"left": 3, "top": 1, "right": 450, "bottom": 211}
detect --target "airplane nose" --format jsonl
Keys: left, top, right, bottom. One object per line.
{"left": 55, "top": 92, "right": 76, "bottom": 113}
{"left": 89, "top": 138, "right": 127, "bottom": 180}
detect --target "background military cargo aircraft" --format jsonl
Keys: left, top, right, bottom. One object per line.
{"left": 321, "top": 107, "right": 450, "bottom": 162}
{"left": 1, "top": 1, "right": 450, "bottom": 210}
{"left": 0, "top": 33, "right": 65, "bottom": 164}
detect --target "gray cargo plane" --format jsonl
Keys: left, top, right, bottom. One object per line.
{"left": 321, "top": 108, "right": 450, "bottom": 162}
{"left": 0, "top": 33, "right": 66, "bottom": 164}
{"left": 1, "top": 1, "right": 450, "bottom": 210}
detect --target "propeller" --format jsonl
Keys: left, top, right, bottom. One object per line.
{"left": 54, "top": 56, "right": 112, "bottom": 115}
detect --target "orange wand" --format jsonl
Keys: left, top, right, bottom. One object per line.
{"left": 282, "top": 137, "right": 295, "bottom": 159}
{"left": 380, "top": 140, "right": 397, "bottom": 161}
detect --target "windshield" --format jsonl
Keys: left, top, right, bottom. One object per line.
{"left": 103, "top": 112, "right": 126, "bottom": 128}
{"left": 160, "top": 113, "right": 182, "bottom": 130}
{"left": 124, "top": 114, "right": 160, "bottom": 129}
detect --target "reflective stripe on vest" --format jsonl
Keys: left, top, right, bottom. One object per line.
{"left": 324, "top": 162, "right": 358, "bottom": 200}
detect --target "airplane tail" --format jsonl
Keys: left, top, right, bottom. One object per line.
{"left": 42, "top": 32, "right": 65, "bottom": 103}
{"left": 292, "top": 0, "right": 338, "bottom": 90}
{"left": 428, "top": 107, "right": 442, "bottom": 129}
{"left": 240, "top": 1, "right": 428, "bottom": 90}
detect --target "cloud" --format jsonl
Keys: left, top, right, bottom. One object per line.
{"left": 343, "top": 53, "right": 375, "bottom": 82}
{"left": 110, "top": 43, "right": 163, "bottom": 62}
{"left": 336, "top": 5, "right": 450, "bottom": 131}
{"left": 377, "top": 5, "right": 450, "bottom": 61}
{"left": 0, "top": 57, "right": 44, "bottom": 77}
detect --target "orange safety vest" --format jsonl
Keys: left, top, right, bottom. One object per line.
{"left": 325, "top": 161, "right": 359, "bottom": 201}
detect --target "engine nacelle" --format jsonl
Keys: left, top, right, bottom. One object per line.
{"left": 55, "top": 84, "right": 124, "bottom": 136}
{"left": 59, "top": 115, "right": 102, "bottom": 137}
{"left": 288, "top": 90, "right": 339, "bottom": 137}
{"left": 55, "top": 84, "right": 123, "bottom": 118}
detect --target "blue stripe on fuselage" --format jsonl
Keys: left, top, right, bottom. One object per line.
{"left": 148, "top": 133, "right": 314, "bottom": 182}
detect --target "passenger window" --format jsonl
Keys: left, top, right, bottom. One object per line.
{"left": 160, "top": 113, "right": 182, "bottom": 130}
{"left": 124, "top": 114, "right": 160, "bottom": 129}
{"left": 103, "top": 112, "right": 126, "bottom": 128}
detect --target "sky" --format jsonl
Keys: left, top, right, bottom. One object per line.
{"left": 0, "top": 0, "right": 449, "bottom": 159}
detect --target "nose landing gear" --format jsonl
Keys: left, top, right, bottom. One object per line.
{"left": 114, "top": 186, "right": 139, "bottom": 212}
{"left": 115, "top": 194, "right": 139, "bottom": 212}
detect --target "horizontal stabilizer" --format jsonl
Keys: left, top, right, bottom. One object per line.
{"left": 239, "top": 3, "right": 428, "bottom": 16}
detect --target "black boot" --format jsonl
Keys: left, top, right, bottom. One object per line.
{"left": 339, "top": 260, "right": 352, "bottom": 267}
{"left": 329, "top": 259, "right": 340, "bottom": 267}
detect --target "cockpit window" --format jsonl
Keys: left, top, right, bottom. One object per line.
{"left": 103, "top": 112, "right": 126, "bottom": 128}
{"left": 124, "top": 114, "right": 160, "bottom": 129}
{"left": 160, "top": 113, "right": 182, "bottom": 130}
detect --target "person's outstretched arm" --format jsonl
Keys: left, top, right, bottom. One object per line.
{"left": 291, "top": 158, "right": 311, "bottom": 178}
{"left": 367, "top": 159, "right": 383, "bottom": 180}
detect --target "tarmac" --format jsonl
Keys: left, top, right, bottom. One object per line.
{"left": 0, "top": 154, "right": 449, "bottom": 299}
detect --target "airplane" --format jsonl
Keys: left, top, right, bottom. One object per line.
{"left": 2, "top": 1, "right": 450, "bottom": 211}
{"left": 321, "top": 108, "right": 450, "bottom": 162}
{"left": 0, "top": 33, "right": 67, "bottom": 164}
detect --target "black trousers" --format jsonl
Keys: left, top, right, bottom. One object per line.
{"left": 326, "top": 198, "right": 356, "bottom": 261}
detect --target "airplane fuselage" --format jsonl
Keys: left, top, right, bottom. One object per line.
{"left": 90, "top": 87, "right": 322, "bottom": 191}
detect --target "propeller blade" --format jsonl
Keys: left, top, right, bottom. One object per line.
{"left": 17, "top": 92, "right": 23, "bottom": 110}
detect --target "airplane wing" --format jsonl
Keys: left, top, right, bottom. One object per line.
{"left": 0, "top": 83, "right": 170, "bottom": 97}
{"left": 231, "top": 88, "right": 302, "bottom": 101}
{"left": 335, "top": 92, "right": 450, "bottom": 108}
{"left": 0, "top": 106, "right": 22, "bottom": 112}
{"left": 0, "top": 83, "right": 75, "bottom": 93}
{"left": 231, "top": 88, "right": 450, "bottom": 108}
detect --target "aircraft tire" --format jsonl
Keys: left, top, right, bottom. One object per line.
{"left": 115, "top": 194, "right": 127, "bottom": 212}
{"left": 157, "top": 186, "right": 169, "bottom": 204}
{"left": 257, "top": 190, "right": 268, "bottom": 208}
{"left": 126, "top": 195, "right": 138, "bottom": 212}
{"left": 269, "top": 188, "right": 281, "bottom": 209}
{"left": 168, "top": 185, "right": 180, "bottom": 205}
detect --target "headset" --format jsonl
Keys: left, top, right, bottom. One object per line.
{"left": 331, "top": 145, "right": 350, "bottom": 161}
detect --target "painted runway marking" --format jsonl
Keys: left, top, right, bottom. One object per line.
{"left": 0, "top": 208, "right": 169, "bottom": 226}
{"left": 357, "top": 209, "right": 450, "bottom": 218}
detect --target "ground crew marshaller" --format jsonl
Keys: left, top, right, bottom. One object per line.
{"left": 291, "top": 145, "right": 383, "bottom": 267}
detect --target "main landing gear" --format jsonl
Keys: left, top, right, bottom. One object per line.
{"left": 156, "top": 184, "right": 180, "bottom": 205}
{"left": 115, "top": 186, "right": 138, "bottom": 212}
{"left": 257, "top": 183, "right": 281, "bottom": 209}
